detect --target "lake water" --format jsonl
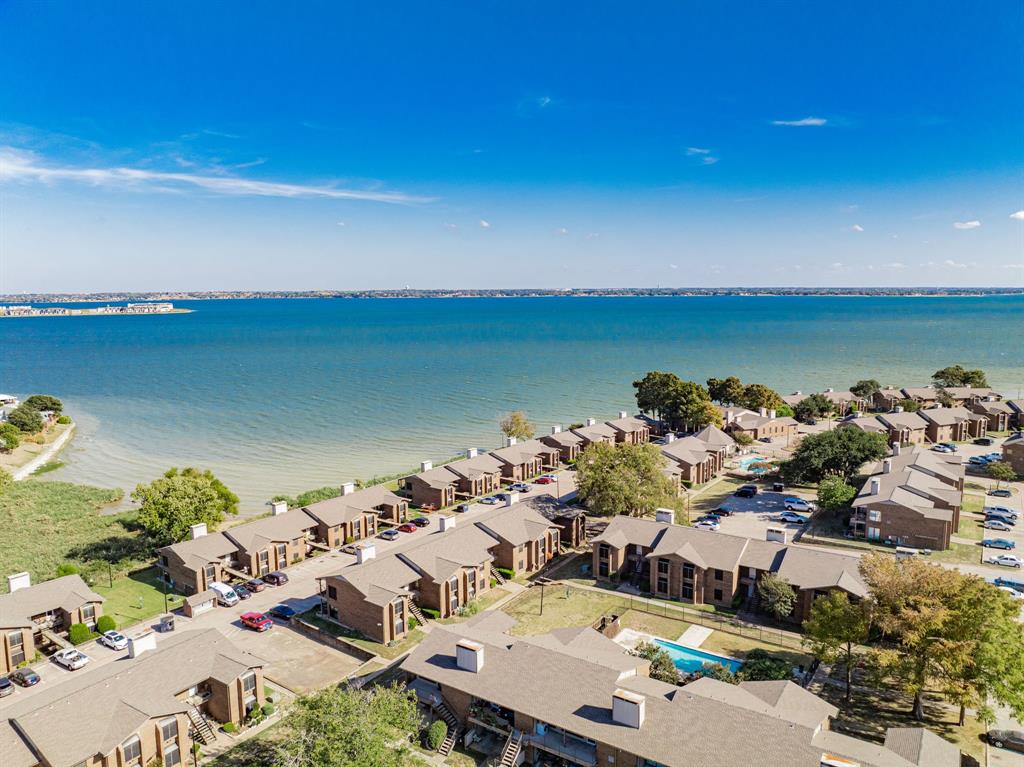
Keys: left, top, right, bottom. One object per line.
{"left": 2, "top": 296, "right": 1022, "bottom": 511}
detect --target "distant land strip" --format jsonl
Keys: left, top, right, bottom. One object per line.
{"left": 1, "top": 287, "right": 1022, "bottom": 303}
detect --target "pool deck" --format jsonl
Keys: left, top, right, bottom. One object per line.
{"left": 677, "top": 625, "right": 713, "bottom": 647}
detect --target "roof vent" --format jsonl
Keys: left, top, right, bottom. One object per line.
{"left": 665, "top": 433, "right": 676, "bottom": 443}
{"left": 270, "top": 500, "right": 288, "bottom": 516}
{"left": 870, "top": 478, "right": 881, "bottom": 495}
{"left": 439, "top": 516, "right": 456, "bottom": 532}
{"left": 190, "top": 523, "right": 208, "bottom": 539}
{"left": 550, "top": 424, "right": 562, "bottom": 434}
{"left": 893, "top": 406, "right": 904, "bottom": 413}
{"left": 759, "top": 408, "right": 768, "bottom": 417}
{"left": 618, "top": 411, "right": 628, "bottom": 419}
{"left": 891, "top": 441, "right": 901, "bottom": 456}
{"left": 612, "top": 688, "right": 645, "bottom": 728}
{"left": 420, "top": 460, "right": 433, "bottom": 473}
{"left": 505, "top": 436, "right": 518, "bottom": 447}
{"left": 340, "top": 482, "right": 356, "bottom": 496}
{"left": 466, "top": 447, "right": 479, "bottom": 459}
{"left": 505, "top": 492, "right": 520, "bottom": 507}
{"left": 585, "top": 418, "right": 596, "bottom": 427}
{"left": 128, "top": 631, "right": 157, "bottom": 659}
{"left": 768, "top": 409, "right": 777, "bottom": 419}
{"left": 456, "top": 639, "right": 485, "bottom": 672}
{"left": 6, "top": 571, "right": 31, "bottom": 593}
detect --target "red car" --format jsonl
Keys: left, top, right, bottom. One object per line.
{"left": 241, "top": 612, "right": 273, "bottom": 632}
{"left": 397, "top": 523, "right": 418, "bottom": 533}
{"left": 535, "top": 476, "right": 555, "bottom": 485}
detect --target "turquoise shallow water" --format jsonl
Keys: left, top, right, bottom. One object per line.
{"left": 1, "top": 296, "right": 1022, "bottom": 510}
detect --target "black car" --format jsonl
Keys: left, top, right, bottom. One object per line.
{"left": 0, "top": 675, "right": 13, "bottom": 698}
{"left": 10, "top": 668, "right": 40, "bottom": 687}
{"left": 455, "top": 503, "right": 471, "bottom": 513}
{"left": 233, "top": 584, "right": 253, "bottom": 599}
{"left": 988, "top": 488, "right": 1013, "bottom": 498}
{"left": 268, "top": 604, "right": 297, "bottom": 621}
{"left": 262, "top": 571, "right": 289, "bottom": 586}
{"left": 974, "top": 437, "right": 995, "bottom": 446}
{"left": 246, "top": 578, "right": 267, "bottom": 592}
{"left": 712, "top": 506, "right": 734, "bottom": 516}
{"left": 771, "top": 482, "right": 785, "bottom": 492}
{"left": 987, "top": 729, "right": 1024, "bottom": 753}
{"left": 411, "top": 516, "right": 431, "bottom": 527}
{"left": 735, "top": 485, "right": 759, "bottom": 498}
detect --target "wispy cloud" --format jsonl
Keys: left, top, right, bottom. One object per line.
{"left": 881, "top": 262, "right": 906, "bottom": 269}
{"left": 953, "top": 220, "right": 981, "bottom": 230}
{"left": 771, "top": 116, "right": 827, "bottom": 127}
{"left": 686, "top": 147, "right": 711, "bottom": 155}
{"left": 943, "top": 259, "right": 971, "bottom": 268}
{"left": 685, "top": 146, "right": 719, "bottom": 165}
{"left": 555, "top": 227, "right": 569, "bottom": 236}
{"left": 0, "top": 147, "right": 429, "bottom": 204}
{"left": 1011, "top": 210, "right": 1024, "bottom": 221}
{"left": 1003, "top": 263, "right": 1024, "bottom": 269}
{"left": 849, "top": 224, "right": 864, "bottom": 232}
{"left": 443, "top": 222, "right": 459, "bottom": 232}
{"left": 479, "top": 219, "right": 491, "bottom": 229}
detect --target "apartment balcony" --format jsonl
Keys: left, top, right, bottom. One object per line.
{"left": 527, "top": 729, "right": 597, "bottom": 767}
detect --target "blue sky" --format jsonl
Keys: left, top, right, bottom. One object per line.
{"left": 1, "top": 2, "right": 1022, "bottom": 292}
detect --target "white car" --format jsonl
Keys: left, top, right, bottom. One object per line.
{"left": 779, "top": 511, "right": 809, "bottom": 524}
{"left": 694, "top": 520, "right": 720, "bottom": 531}
{"left": 986, "top": 554, "right": 1023, "bottom": 569}
{"left": 998, "top": 586, "right": 1024, "bottom": 601}
{"left": 932, "top": 445, "right": 955, "bottom": 454}
{"left": 985, "top": 506, "right": 1018, "bottom": 520}
{"left": 98, "top": 630, "right": 128, "bottom": 650}
{"left": 52, "top": 648, "right": 90, "bottom": 670}
{"left": 783, "top": 499, "right": 814, "bottom": 513}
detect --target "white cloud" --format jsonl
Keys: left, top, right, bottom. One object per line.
{"left": 555, "top": 227, "right": 569, "bottom": 236}
{"left": 953, "top": 220, "right": 981, "bottom": 229}
{"left": 850, "top": 224, "right": 864, "bottom": 232}
{"left": 443, "top": 222, "right": 459, "bottom": 232}
{"left": 771, "top": 116, "right": 827, "bottom": 127}
{"left": 669, "top": 264, "right": 679, "bottom": 270}
{"left": 686, "top": 147, "right": 719, "bottom": 165}
{"left": 1011, "top": 210, "right": 1024, "bottom": 221}
{"left": 537, "top": 96, "right": 552, "bottom": 108}
{"left": 686, "top": 147, "right": 711, "bottom": 155}
{"left": 336, "top": 221, "right": 347, "bottom": 227}
{"left": 1003, "top": 263, "right": 1024, "bottom": 269}
{"left": 479, "top": 219, "right": 490, "bottom": 229}
{"left": 0, "top": 147, "right": 428, "bottom": 204}
{"left": 701, "top": 156, "right": 719, "bottom": 165}
{"left": 881, "top": 262, "right": 906, "bottom": 269}
{"left": 943, "top": 259, "right": 969, "bottom": 268}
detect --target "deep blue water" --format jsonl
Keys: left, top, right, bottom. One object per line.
{"left": 2, "top": 296, "right": 1022, "bottom": 510}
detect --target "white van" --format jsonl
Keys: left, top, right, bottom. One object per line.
{"left": 209, "top": 582, "right": 239, "bottom": 607}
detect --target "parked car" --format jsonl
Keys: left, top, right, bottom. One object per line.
{"left": 995, "top": 577, "right": 1024, "bottom": 593}
{"left": 340, "top": 542, "right": 365, "bottom": 555}
{"left": 711, "top": 505, "right": 733, "bottom": 516}
{"left": 988, "top": 488, "right": 1013, "bottom": 498}
{"left": 52, "top": 648, "right": 90, "bottom": 670}
{"left": 0, "top": 675, "right": 14, "bottom": 698}
{"left": 98, "top": 630, "right": 128, "bottom": 650}
{"left": 984, "top": 519, "right": 1014, "bottom": 531}
{"left": 233, "top": 584, "right": 252, "bottom": 599}
{"left": 985, "top": 506, "right": 1018, "bottom": 519}
{"left": 694, "top": 520, "right": 720, "bottom": 531}
{"left": 379, "top": 528, "right": 400, "bottom": 541}
{"left": 783, "top": 497, "right": 814, "bottom": 512}
{"left": 268, "top": 604, "right": 297, "bottom": 621}
{"left": 974, "top": 437, "right": 995, "bottom": 446}
{"left": 987, "top": 730, "right": 1024, "bottom": 753}
{"left": 771, "top": 482, "right": 785, "bottom": 492}
{"left": 984, "top": 452, "right": 1003, "bottom": 462}
{"left": 246, "top": 578, "right": 266, "bottom": 593}
{"left": 411, "top": 516, "right": 431, "bottom": 527}
{"left": 779, "top": 511, "right": 809, "bottom": 524}
{"left": 998, "top": 586, "right": 1024, "bottom": 601}
{"left": 932, "top": 444, "right": 955, "bottom": 454}
{"left": 10, "top": 669, "right": 40, "bottom": 687}
{"left": 535, "top": 476, "right": 556, "bottom": 485}
{"left": 241, "top": 611, "right": 273, "bottom": 631}
{"left": 985, "top": 514, "right": 1016, "bottom": 527}
{"left": 209, "top": 581, "right": 240, "bottom": 606}
{"left": 983, "top": 538, "right": 1017, "bottom": 550}
{"left": 510, "top": 482, "right": 531, "bottom": 492}
{"left": 735, "top": 485, "right": 759, "bottom": 498}
{"left": 494, "top": 493, "right": 511, "bottom": 502}
{"left": 479, "top": 496, "right": 500, "bottom": 505}
{"left": 696, "top": 514, "right": 721, "bottom": 524}
{"left": 262, "top": 571, "right": 289, "bottom": 586}
{"left": 986, "top": 554, "right": 1023, "bottom": 568}
{"left": 397, "top": 523, "right": 419, "bottom": 533}
{"left": 455, "top": 503, "right": 471, "bottom": 513}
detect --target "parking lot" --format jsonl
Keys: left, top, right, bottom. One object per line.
{"left": 701, "top": 485, "right": 817, "bottom": 541}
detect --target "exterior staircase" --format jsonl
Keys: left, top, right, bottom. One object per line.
{"left": 492, "top": 569, "right": 507, "bottom": 586}
{"left": 498, "top": 729, "right": 523, "bottom": 767}
{"left": 408, "top": 601, "right": 429, "bottom": 626}
{"left": 434, "top": 698, "right": 460, "bottom": 756}
{"left": 187, "top": 706, "right": 217, "bottom": 745}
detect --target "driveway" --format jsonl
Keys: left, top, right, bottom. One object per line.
{"left": 708, "top": 488, "right": 816, "bottom": 542}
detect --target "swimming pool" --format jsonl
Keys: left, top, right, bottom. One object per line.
{"left": 737, "top": 455, "right": 771, "bottom": 473}
{"left": 654, "top": 638, "right": 743, "bottom": 674}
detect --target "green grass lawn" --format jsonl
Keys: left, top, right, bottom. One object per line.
{"left": 299, "top": 608, "right": 427, "bottom": 660}
{"left": 961, "top": 493, "right": 985, "bottom": 514}
{"left": 502, "top": 585, "right": 624, "bottom": 636}
{"left": 436, "top": 586, "right": 512, "bottom": 624}
{"left": 618, "top": 609, "right": 693, "bottom": 639}
{"left": 93, "top": 566, "right": 185, "bottom": 627}
{"left": 0, "top": 480, "right": 143, "bottom": 585}
{"left": 955, "top": 516, "right": 985, "bottom": 542}
{"left": 926, "top": 541, "right": 981, "bottom": 564}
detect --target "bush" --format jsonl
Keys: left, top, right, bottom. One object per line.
{"left": 55, "top": 563, "right": 79, "bottom": 577}
{"left": 0, "top": 423, "right": 20, "bottom": 452}
{"left": 68, "top": 623, "right": 95, "bottom": 645}
{"left": 700, "top": 662, "right": 738, "bottom": 683}
{"left": 734, "top": 433, "right": 754, "bottom": 447}
{"left": 7, "top": 405, "right": 43, "bottom": 434}
{"left": 407, "top": 617, "right": 419, "bottom": 631}
{"left": 56, "top": 415, "right": 72, "bottom": 425}
{"left": 426, "top": 719, "right": 448, "bottom": 750}
{"left": 261, "top": 703, "right": 275, "bottom": 716}
{"left": 96, "top": 614, "right": 116, "bottom": 633}
{"left": 222, "top": 722, "right": 237, "bottom": 733}
{"left": 23, "top": 395, "right": 63, "bottom": 413}
{"left": 817, "top": 476, "right": 857, "bottom": 511}
{"left": 496, "top": 567, "right": 515, "bottom": 580}
{"left": 422, "top": 607, "right": 441, "bottom": 620}
{"left": 738, "top": 649, "right": 791, "bottom": 681}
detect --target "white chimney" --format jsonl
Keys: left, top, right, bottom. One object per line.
{"left": 870, "top": 478, "right": 881, "bottom": 495}
{"left": 655, "top": 508, "right": 674, "bottom": 525}
{"left": 466, "top": 447, "right": 478, "bottom": 459}
{"left": 420, "top": 460, "right": 433, "bottom": 473}
{"left": 618, "top": 410, "right": 628, "bottom": 419}
{"left": 550, "top": 424, "right": 562, "bottom": 434}
{"left": 340, "top": 482, "right": 356, "bottom": 496}
{"left": 768, "top": 409, "right": 777, "bottom": 419}
{"left": 665, "top": 433, "right": 676, "bottom": 443}
{"left": 355, "top": 544, "right": 377, "bottom": 564}
{"left": 882, "top": 458, "right": 892, "bottom": 474}
{"left": 894, "top": 406, "right": 904, "bottom": 413}
{"left": 891, "top": 442, "right": 901, "bottom": 456}
{"left": 505, "top": 492, "right": 520, "bottom": 507}
{"left": 825, "top": 388, "right": 834, "bottom": 393}
{"left": 586, "top": 418, "right": 596, "bottom": 427}
{"left": 7, "top": 572, "right": 31, "bottom": 593}
{"left": 612, "top": 689, "right": 646, "bottom": 729}
{"left": 190, "top": 523, "right": 208, "bottom": 539}
{"left": 439, "top": 516, "right": 457, "bottom": 532}
{"left": 759, "top": 408, "right": 768, "bottom": 417}
{"left": 128, "top": 631, "right": 157, "bottom": 659}
{"left": 794, "top": 390, "right": 802, "bottom": 396}
{"left": 270, "top": 500, "right": 288, "bottom": 516}
{"left": 766, "top": 527, "right": 788, "bottom": 543}
{"left": 456, "top": 639, "right": 485, "bottom": 672}
{"left": 505, "top": 436, "right": 518, "bottom": 447}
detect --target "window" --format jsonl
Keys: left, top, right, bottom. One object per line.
{"left": 122, "top": 735, "right": 142, "bottom": 765}
{"left": 8, "top": 630, "right": 25, "bottom": 666}
{"left": 598, "top": 544, "right": 610, "bottom": 559}
{"left": 714, "top": 569, "right": 724, "bottom": 581}
{"left": 681, "top": 583, "right": 694, "bottom": 600}
{"left": 393, "top": 598, "right": 406, "bottom": 636}
{"left": 657, "top": 558, "right": 669, "bottom": 575}
{"left": 204, "top": 564, "right": 216, "bottom": 582}
{"left": 867, "top": 527, "right": 881, "bottom": 541}
{"left": 242, "top": 672, "right": 257, "bottom": 694}
{"left": 449, "top": 575, "right": 460, "bottom": 613}
{"left": 656, "top": 576, "right": 668, "bottom": 594}
{"left": 258, "top": 550, "right": 270, "bottom": 574}
{"left": 713, "top": 588, "right": 723, "bottom": 602}
{"left": 275, "top": 543, "right": 287, "bottom": 568}
{"left": 598, "top": 561, "right": 609, "bottom": 577}
{"left": 163, "top": 744, "right": 181, "bottom": 767}
{"left": 160, "top": 555, "right": 170, "bottom": 567}
{"left": 467, "top": 569, "right": 477, "bottom": 598}
{"left": 81, "top": 604, "right": 96, "bottom": 627}
{"left": 867, "top": 510, "right": 881, "bottom": 522}
{"left": 160, "top": 717, "right": 178, "bottom": 743}
{"left": 682, "top": 563, "right": 695, "bottom": 580}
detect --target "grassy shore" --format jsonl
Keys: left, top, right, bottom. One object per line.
{"left": 0, "top": 420, "right": 73, "bottom": 475}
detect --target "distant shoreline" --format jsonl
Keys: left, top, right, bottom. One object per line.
{"left": 2, "top": 288, "right": 1021, "bottom": 304}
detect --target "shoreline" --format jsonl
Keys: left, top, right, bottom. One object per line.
{"left": 12, "top": 421, "right": 77, "bottom": 480}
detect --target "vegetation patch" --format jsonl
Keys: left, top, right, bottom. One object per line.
{"left": 93, "top": 566, "right": 185, "bottom": 625}
{"left": 503, "top": 585, "right": 624, "bottom": 636}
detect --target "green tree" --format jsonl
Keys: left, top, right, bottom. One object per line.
{"left": 895, "top": 398, "right": 920, "bottom": 412}
{"left": 707, "top": 376, "right": 745, "bottom": 406}
{"left": 932, "top": 365, "right": 988, "bottom": 388}
{"left": 700, "top": 662, "right": 738, "bottom": 683}
{"left": 817, "top": 475, "right": 858, "bottom": 511}
{"left": 802, "top": 591, "right": 870, "bottom": 702}
{"left": 779, "top": 429, "right": 888, "bottom": 484}
{"left": 633, "top": 371, "right": 681, "bottom": 424}
{"left": 575, "top": 442, "right": 678, "bottom": 518}
{"left": 850, "top": 379, "right": 881, "bottom": 400}
{"left": 738, "top": 649, "right": 792, "bottom": 681}
{"left": 633, "top": 640, "right": 679, "bottom": 684}
{"left": 935, "top": 388, "right": 955, "bottom": 408}
{"left": 55, "top": 563, "right": 79, "bottom": 577}
{"left": 793, "top": 393, "right": 835, "bottom": 423}
{"left": 272, "top": 684, "right": 419, "bottom": 767}
{"left": 23, "top": 394, "right": 64, "bottom": 413}
{"left": 7, "top": 404, "right": 43, "bottom": 433}
{"left": 775, "top": 403, "right": 795, "bottom": 418}
{"left": 133, "top": 467, "right": 239, "bottom": 546}
{"left": 740, "top": 383, "right": 784, "bottom": 412}
{"left": 757, "top": 572, "right": 796, "bottom": 622}
{"left": 499, "top": 410, "right": 535, "bottom": 440}
{"left": 733, "top": 432, "right": 754, "bottom": 447}
{"left": 986, "top": 461, "right": 1017, "bottom": 487}
{"left": 664, "top": 380, "right": 719, "bottom": 430}
{"left": 0, "top": 422, "right": 20, "bottom": 451}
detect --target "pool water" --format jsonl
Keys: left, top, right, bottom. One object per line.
{"left": 654, "top": 639, "right": 743, "bottom": 673}
{"left": 738, "top": 455, "right": 771, "bottom": 473}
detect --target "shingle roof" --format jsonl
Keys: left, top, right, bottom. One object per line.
{"left": 540, "top": 430, "right": 584, "bottom": 447}
{"left": 302, "top": 485, "right": 405, "bottom": 527}
{"left": 475, "top": 502, "right": 557, "bottom": 547}
{"left": 877, "top": 412, "right": 929, "bottom": 431}
{"left": 411, "top": 465, "right": 462, "bottom": 489}
{"left": 839, "top": 416, "right": 889, "bottom": 433}
{"left": 690, "top": 424, "right": 735, "bottom": 449}
{"left": 444, "top": 453, "right": 504, "bottom": 480}
{"left": 0, "top": 575, "right": 104, "bottom": 630}
{"left": 158, "top": 532, "right": 239, "bottom": 573}
{"left": 916, "top": 406, "right": 975, "bottom": 426}
{"left": 398, "top": 524, "right": 498, "bottom": 582}
{"left": 489, "top": 439, "right": 553, "bottom": 466}
{"left": 605, "top": 415, "right": 648, "bottom": 433}
{"left": 883, "top": 727, "right": 962, "bottom": 766}
{"left": 223, "top": 508, "right": 318, "bottom": 552}
{"left": 571, "top": 422, "right": 619, "bottom": 441}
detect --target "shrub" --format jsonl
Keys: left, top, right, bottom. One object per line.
{"left": 261, "top": 703, "right": 275, "bottom": 716}
{"left": 496, "top": 567, "right": 515, "bottom": 580}
{"left": 734, "top": 433, "right": 754, "bottom": 446}
{"left": 459, "top": 600, "right": 480, "bottom": 617}
{"left": 490, "top": 578, "right": 497, "bottom": 588}
{"left": 422, "top": 607, "right": 441, "bottom": 620}
{"left": 7, "top": 405, "right": 43, "bottom": 434}
{"left": 700, "top": 662, "right": 738, "bottom": 684}
{"left": 96, "top": 615, "right": 116, "bottom": 633}
{"left": 56, "top": 415, "right": 72, "bottom": 425}
{"left": 23, "top": 395, "right": 63, "bottom": 413}
{"left": 407, "top": 617, "right": 419, "bottom": 631}
{"left": 738, "top": 649, "right": 791, "bottom": 681}
{"left": 817, "top": 476, "right": 857, "bottom": 511}
{"left": 426, "top": 719, "right": 448, "bottom": 750}
{"left": 68, "top": 623, "right": 95, "bottom": 645}
{"left": 55, "top": 563, "right": 79, "bottom": 577}
{"left": 0, "top": 423, "right": 20, "bottom": 451}
{"left": 222, "top": 722, "right": 237, "bottom": 733}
